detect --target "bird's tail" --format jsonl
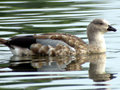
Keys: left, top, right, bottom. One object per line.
{"left": 0, "top": 38, "right": 14, "bottom": 48}
{"left": 0, "top": 38, "right": 7, "bottom": 44}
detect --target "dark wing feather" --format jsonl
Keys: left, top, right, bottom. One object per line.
{"left": 9, "top": 35, "right": 36, "bottom": 48}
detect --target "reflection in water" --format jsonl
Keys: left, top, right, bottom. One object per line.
{"left": 9, "top": 53, "right": 116, "bottom": 82}
{"left": 88, "top": 54, "right": 116, "bottom": 82}
{"left": 10, "top": 56, "right": 77, "bottom": 71}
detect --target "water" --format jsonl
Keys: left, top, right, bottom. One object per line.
{"left": 0, "top": 0, "right": 120, "bottom": 90}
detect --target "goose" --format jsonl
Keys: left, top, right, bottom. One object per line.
{"left": 0, "top": 19, "right": 116, "bottom": 56}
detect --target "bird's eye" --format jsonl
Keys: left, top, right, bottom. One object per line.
{"left": 100, "top": 23, "right": 103, "bottom": 25}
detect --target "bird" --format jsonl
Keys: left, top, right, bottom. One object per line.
{"left": 0, "top": 19, "right": 117, "bottom": 56}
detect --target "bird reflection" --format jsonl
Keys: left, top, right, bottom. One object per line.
{"left": 9, "top": 53, "right": 116, "bottom": 81}
{"left": 88, "top": 53, "right": 116, "bottom": 82}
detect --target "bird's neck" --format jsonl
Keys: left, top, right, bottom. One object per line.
{"left": 87, "top": 33, "right": 106, "bottom": 53}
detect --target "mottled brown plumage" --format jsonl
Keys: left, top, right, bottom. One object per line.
{"left": 32, "top": 34, "right": 87, "bottom": 55}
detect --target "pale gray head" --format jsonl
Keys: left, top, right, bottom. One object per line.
{"left": 86, "top": 19, "right": 117, "bottom": 53}
{"left": 87, "top": 19, "right": 116, "bottom": 35}
{"left": 87, "top": 19, "right": 117, "bottom": 44}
